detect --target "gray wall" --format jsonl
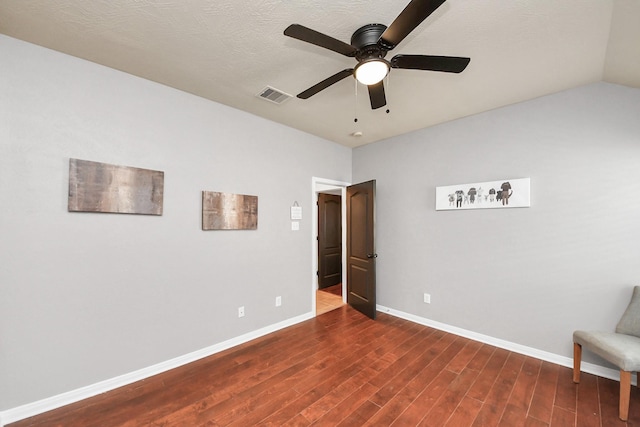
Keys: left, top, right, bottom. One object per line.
{"left": 3, "top": 30, "right": 640, "bottom": 414}
{"left": 353, "top": 82, "right": 640, "bottom": 366}
{"left": 0, "top": 35, "right": 351, "bottom": 410}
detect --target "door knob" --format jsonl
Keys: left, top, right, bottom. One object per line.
{"left": 367, "top": 253, "right": 378, "bottom": 258}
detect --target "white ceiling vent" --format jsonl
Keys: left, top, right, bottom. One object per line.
{"left": 257, "top": 86, "right": 293, "bottom": 105}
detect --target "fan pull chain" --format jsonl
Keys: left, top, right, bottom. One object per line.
{"left": 354, "top": 79, "right": 358, "bottom": 123}
{"left": 385, "top": 74, "right": 390, "bottom": 114}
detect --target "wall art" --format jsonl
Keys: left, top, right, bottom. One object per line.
{"left": 436, "top": 178, "right": 530, "bottom": 211}
{"left": 202, "top": 191, "right": 258, "bottom": 230}
{"left": 68, "top": 158, "right": 164, "bottom": 215}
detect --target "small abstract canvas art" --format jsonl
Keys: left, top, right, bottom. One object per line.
{"left": 68, "top": 159, "right": 164, "bottom": 215}
{"left": 436, "top": 178, "right": 530, "bottom": 211}
{"left": 202, "top": 191, "right": 258, "bottom": 230}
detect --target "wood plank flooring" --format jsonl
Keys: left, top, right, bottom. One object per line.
{"left": 9, "top": 306, "right": 640, "bottom": 426}
{"left": 316, "top": 284, "right": 345, "bottom": 316}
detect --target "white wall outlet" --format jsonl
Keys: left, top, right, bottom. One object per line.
{"left": 238, "top": 306, "right": 245, "bottom": 317}
{"left": 423, "top": 293, "right": 431, "bottom": 304}
{"left": 275, "top": 296, "right": 282, "bottom": 307}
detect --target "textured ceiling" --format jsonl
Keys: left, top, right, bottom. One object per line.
{"left": 1, "top": 0, "right": 639, "bottom": 148}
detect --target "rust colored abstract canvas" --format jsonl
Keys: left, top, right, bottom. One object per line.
{"left": 202, "top": 191, "right": 258, "bottom": 230}
{"left": 68, "top": 159, "right": 164, "bottom": 215}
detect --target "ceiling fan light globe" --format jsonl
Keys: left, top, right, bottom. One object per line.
{"left": 354, "top": 60, "right": 390, "bottom": 85}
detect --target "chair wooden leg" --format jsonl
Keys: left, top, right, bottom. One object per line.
{"left": 619, "top": 370, "right": 631, "bottom": 421}
{"left": 573, "top": 343, "right": 582, "bottom": 383}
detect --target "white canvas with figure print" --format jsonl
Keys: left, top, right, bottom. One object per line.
{"left": 436, "top": 178, "right": 530, "bottom": 211}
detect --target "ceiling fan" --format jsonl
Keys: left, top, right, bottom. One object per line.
{"left": 284, "top": 0, "right": 470, "bottom": 110}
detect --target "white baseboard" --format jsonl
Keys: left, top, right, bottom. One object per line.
{"left": 0, "top": 311, "right": 314, "bottom": 426}
{"left": 1, "top": 306, "right": 629, "bottom": 427}
{"left": 377, "top": 304, "right": 629, "bottom": 384}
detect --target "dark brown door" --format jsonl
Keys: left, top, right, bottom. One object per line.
{"left": 318, "top": 193, "right": 342, "bottom": 289}
{"left": 346, "top": 180, "right": 376, "bottom": 319}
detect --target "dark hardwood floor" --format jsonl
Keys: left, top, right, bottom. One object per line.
{"left": 10, "top": 305, "right": 640, "bottom": 426}
{"left": 320, "top": 284, "right": 342, "bottom": 297}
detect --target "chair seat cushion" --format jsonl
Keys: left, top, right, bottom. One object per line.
{"left": 574, "top": 330, "right": 640, "bottom": 372}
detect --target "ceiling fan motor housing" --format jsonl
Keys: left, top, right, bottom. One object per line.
{"left": 351, "top": 24, "right": 388, "bottom": 61}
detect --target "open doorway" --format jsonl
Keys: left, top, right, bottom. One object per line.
{"left": 311, "top": 177, "right": 348, "bottom": 316}
{"left": 311, "top": 177, "right": 378, "bottom": 319}
{"left": 317, "top": 191, "right": 344, "bottom": 315}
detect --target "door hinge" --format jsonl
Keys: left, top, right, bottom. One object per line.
{"left": 316, "top": 271, "right": 319, "bottom": 276}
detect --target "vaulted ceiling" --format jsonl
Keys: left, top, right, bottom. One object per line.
{"left": 1, "top": 0, "right": 639, "bottom": 147}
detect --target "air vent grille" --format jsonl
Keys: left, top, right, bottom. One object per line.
{"left": 257, "top": 86, "right": 292, "bottom": 105}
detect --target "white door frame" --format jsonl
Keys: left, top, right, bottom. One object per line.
{"left": 311, "top": 177, "right": 349, "bottom": 314}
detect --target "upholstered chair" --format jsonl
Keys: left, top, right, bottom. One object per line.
{"left": 573, "top": 286, "right": 640, "bottom": 421}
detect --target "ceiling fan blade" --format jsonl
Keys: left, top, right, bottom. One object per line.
{"left": 391, "top": 54, "right": 470, "bottom": 73}
{"left": 379, "top": 0, "right": 447, "bottom": 50}
{"left": 284, "top": 24, "right": 357, "bottom": 57}
{"left": 297, "top": 69, "right": 354, "bottom": 99}
{"left": 368, "top": 81, "right": 387, "bottom": 110}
